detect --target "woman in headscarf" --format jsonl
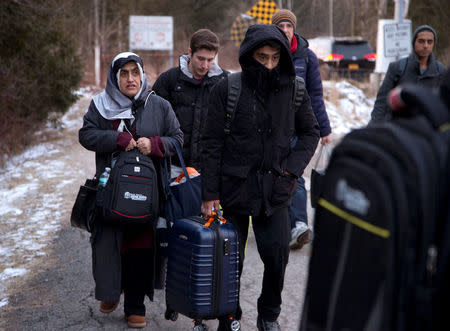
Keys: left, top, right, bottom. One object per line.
{"left": 79, "top": 52, "right": 183, "bottom": 328}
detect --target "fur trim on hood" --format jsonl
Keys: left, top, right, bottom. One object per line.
{"left": 179, "top": 54, "right": 224, "bottom": 79}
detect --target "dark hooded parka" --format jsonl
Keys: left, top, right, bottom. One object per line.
{"left": 79, "top": 52, "right": 183, "bottom": 303}
{"left": 201, "top": 24, "right": 320, "bottom": 217}
{"left": 292, "top": 33, "right": 331, "bottom": 137}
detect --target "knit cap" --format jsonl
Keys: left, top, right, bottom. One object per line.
{"left": 412, "top": 25, "right": 437, "bottom": 46}
{"left": 271, "top": 9, "right": 297, "bottom": 28}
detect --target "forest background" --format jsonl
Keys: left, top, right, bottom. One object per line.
{"left": 0, "top": 0, "right": 448, "bottom": 166}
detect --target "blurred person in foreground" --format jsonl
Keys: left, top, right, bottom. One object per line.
{"left": 79, "top": 52, "right": 182, "bottom": 328}
{"left": 201, "top": 24, "right": 319, "bottom": 331}
{"left": 371, "top": 25, "right": 446, "bottom": 123}
{"left": 152, "top": 29, "right": 228, "bottom": 171}
{"left": 272, "top": 9, "right": 332, "bottom": 250}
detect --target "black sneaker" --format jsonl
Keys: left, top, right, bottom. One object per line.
{"left": 217, "top": 317, "right": 241, "bottom": 331}
{"left": 257, "top": 315, "right": 281, "bottom": 331}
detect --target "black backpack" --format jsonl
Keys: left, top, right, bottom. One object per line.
{"left": 223, "top": 72, "right": 305, "bottom": 134}
{"left": 300, "top": 84, "right": 450, "bottom": 331}
{"left": 97, "top": 148, "right": 159, "bottom": 225}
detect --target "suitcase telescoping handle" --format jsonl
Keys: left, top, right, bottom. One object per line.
{"left": 203, "top": 211, "right": 226, "bottom": 227}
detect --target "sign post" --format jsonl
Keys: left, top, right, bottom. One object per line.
{"left": 371, "top": 0, "right": 410, "bottom": 90}
{"left": 129, "top": 16, "right": 174, "bottom": 67}
{"left": 374, "top": 19, "right": 411, "bottom": 73}
{"left": 383, "top": 22, "right": 411, "bottom": 58}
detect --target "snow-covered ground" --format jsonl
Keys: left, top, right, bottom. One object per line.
{"left": 0, "top": 87, "right": 97, "bottom": 309}
{"left": 323, "top": 80, "right": 373, "bottom": 135}
{"left": 0, "top": 81, "right": 374, "bottom": 309}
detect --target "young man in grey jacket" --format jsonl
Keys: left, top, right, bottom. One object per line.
{"left": 371, "top": 25, "right": 446, "bottom": 123}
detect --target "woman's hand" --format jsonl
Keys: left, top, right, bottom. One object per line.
{"left": 125, "top": 138, "right": 137, "bottom": 151}
{"left": 137, "top": 137, "right": 152, "bottom": 155}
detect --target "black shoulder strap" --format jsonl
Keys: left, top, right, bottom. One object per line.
{"left": 437, "top": 61, "right": 445, "bottom": 74}
{"left": 394, "top": 57, "right": 408, "bottom": 86}
{"left": 292, "top": 76, "right": 306, "bottom": 112}
{"left": 224, "top": 72, "right": 242, "bottom": 135}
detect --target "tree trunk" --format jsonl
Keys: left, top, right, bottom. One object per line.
{"left": 349, "top": 0, "right": 355, "bottom": 36}
{"left": 94, "top": 0, "right": 100, "bottom": 86}
{"left": 378, "top": 0, "right": 388, "bottom": 18}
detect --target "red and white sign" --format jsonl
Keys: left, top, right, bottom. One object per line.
{"left": 129, "top": 16, "right": 173, "bottom": 51}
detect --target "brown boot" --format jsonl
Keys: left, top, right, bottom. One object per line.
{"left": 99, "top": 301, "right": 119, "bottom": 313}
{"left": 125, "top": 315, "right": 146, "bottom": 328}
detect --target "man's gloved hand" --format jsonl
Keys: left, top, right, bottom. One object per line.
{"left": 156, "top": 217, "right": 169, "bottom": 257}
{"left": 270, "top": 173, "right": 298, "bottom": 205}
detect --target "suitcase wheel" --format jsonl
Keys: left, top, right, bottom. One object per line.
{"left": 164, "top": 307, "right": 178, "bottom": 321}
{"left": 230, "top": 319, "right": 241, "bottom": 331}
{"left": 193, "top": 320, "right": 208, "bottom": 331}
{"left": 221, "top": 318, "right": 240, "bottom": 331}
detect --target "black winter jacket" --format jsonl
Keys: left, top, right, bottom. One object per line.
{"left": 152, "top": 55, "right": 228, "bottom": 168}
{"left": 201, "top": 25, "right": 320, "bottom": 216}
{"left": 79, "top": 92, "right": 183, "bottom": 302}
{"left": 371, "top": 52, "right": 445, "bottom": 123}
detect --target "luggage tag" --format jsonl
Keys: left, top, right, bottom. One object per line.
{"left": 203, "top": 210, "right": 226, "bottom": 227}
{"left": 203, "top": 211, "right": 232, "bottom": 256}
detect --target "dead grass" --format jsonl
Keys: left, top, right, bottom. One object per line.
{"left": 323, "top": 84, "right": 342, "bottom": 104}
{"left": 323, "top": 74, "right": 378, "bottom": 99}
{"left": 0, "top": 114, "right": 43, "bottom": 168}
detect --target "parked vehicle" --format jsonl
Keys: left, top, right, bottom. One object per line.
{"left": 308, "top": 36, "right": 376, "bottom": 80}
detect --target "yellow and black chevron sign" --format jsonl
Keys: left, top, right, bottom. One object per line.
{"left": 230, "top": 14, "right": 263, "bottom": 47}
{"left": 246, "top": 0, "right": 279, "bottom": 24}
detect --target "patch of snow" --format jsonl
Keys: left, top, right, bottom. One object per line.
{"left": 0, "top": 268, "right": 28, "bottom": 281}
{"left": 0, "top": 298, "right": 8, "bottom": 308}
{"left": 323, "top": 80, "right": 374, "bottom": 135}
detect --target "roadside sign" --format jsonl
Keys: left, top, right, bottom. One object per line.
{"left": 375, "top": 19, "right": 411, "bottom": 73}
{"left": 246, "top": 0, "right": 278, "bottom": 24}
{"left": 383, "top": 22, "right": 411, "bottom": 58}
{"left": 230, "top": 14, "right": 261, "bottom": 47}
{"left": 129, "top": 16, "right": 173, "bottom": 51}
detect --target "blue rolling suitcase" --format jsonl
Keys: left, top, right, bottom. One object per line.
{"left": 165, "top": 214, "right": 240, "bottom": 331}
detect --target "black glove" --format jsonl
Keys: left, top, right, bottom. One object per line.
{"left": 156, "top": 227, "right": 169, "bottom": 257}
{"left": 270, "top": 174, "right": 298, "bottom": 205}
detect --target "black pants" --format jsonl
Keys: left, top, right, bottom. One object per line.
{"left": 224, "top": 207, "right": 291, "bottom": 322}
{"left": 121, "top": 248, "right": 153, "bottom": 316}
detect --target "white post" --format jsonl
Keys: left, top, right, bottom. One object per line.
{"left": 94, "top": 0, "right": 100, "bottom": 87}
{"left": 394, "top": 0, "right": 405, "bottom": 61}
{"left": 394, "top": 0, "right": 404, "bottom": 24}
